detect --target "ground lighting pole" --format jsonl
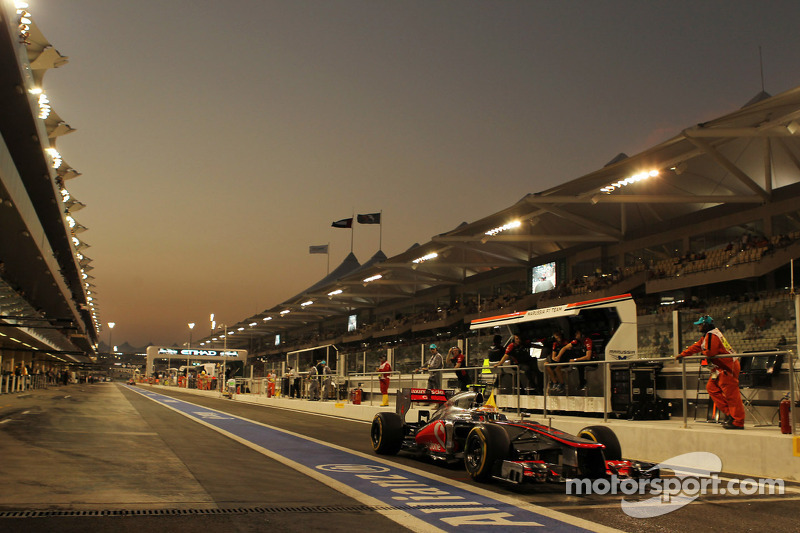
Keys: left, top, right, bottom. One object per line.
{"left": 187, "top": 323, "right": 195, "bottom": 387}
{"left": 222, "top": 324, "right": 228, "bottom": 393}
{"left": 107, "top": 322, "right": 115, "bottom": 358}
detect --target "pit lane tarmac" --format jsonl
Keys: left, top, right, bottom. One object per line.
{"left": 0, "top": 383, "right": 798, "bottom": 533}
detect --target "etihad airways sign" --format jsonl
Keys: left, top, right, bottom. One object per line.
{"left": 155, "top": 348, "right": 243, "bottom": 358}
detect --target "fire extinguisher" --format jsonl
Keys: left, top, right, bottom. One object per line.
{"left": 780, "top": 395, "right": 792, "bottom": 434}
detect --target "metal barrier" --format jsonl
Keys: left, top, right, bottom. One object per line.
{"left": 544, "top": 350, "right": 798, "bottom": 434}
{"left": 0, "top": 373, "right": 51, "bottom": 394}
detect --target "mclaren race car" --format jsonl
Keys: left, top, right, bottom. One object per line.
{"left": 370, "top": 388, "right": 657, "bottom": 484}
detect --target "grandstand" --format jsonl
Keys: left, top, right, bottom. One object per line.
{"left": 195, "top": 85, "right": 800, "bottom": 420}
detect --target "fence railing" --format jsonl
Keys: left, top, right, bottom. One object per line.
{"left": 0, "top": 373, "right": 57, "bottom": 394}
{"left": 136, "top": 350, "right": 798, "bottom": 435}
{"left": 544, "top": 350, "right": 798, "bottom": 434}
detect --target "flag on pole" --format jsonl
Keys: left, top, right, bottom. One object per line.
{"left": 357, "top": 213, "right": 381, "bottom": 224}
{"left": 331, "top": 218, "right": 353, "bottom": 228}
{"left": 309, "top": 245, "right": 329, "bottom": 254}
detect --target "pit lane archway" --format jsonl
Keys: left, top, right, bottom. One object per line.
{"left": 145, "top": 346, "right": 247, "bottom": 377}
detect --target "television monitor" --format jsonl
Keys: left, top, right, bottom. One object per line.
{"left": 347, "top": 314, "right": 357, "bottom": 332}
{"left": 274, "top": 334, "right": 281, "bottom": 346}
{"left": 532, "top": 261, "right": 556, "bottom": 293}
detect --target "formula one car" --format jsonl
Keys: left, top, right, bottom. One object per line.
{"left": 370, "top": 388, "right": 657, "bottom": 484}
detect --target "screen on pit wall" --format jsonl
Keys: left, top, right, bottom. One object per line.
{"left": 347, "top": 314, "right": 357, "bottom": 332}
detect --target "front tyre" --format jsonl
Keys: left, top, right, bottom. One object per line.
{"left": 464, "top": 424, "right": 510, "bottom": 482}
{"left": 371, "top": 412, "right": 404, "bottom": 455}
{"left": 578, "top": 425, "right": 622, "bottom": 461}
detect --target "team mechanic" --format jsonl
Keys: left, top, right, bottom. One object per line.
{"left": 676, "top": 315, "right": 745, "bottom": 430}
{"left": 377, "top": 354, "right": 391, "bottom": 406}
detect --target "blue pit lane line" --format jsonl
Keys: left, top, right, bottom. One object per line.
{"left": 127, "top": 386, "right": 617, "bottom": 533}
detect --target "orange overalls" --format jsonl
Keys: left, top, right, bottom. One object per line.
{"left": 679, "top": 329, "right": 745, "bottom": 427}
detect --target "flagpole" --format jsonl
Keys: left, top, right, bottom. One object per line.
{"left": 379, "top": 210, "right": 383, "bottom": 251}
{"left": 327, "top": 242, "right": 330, "bottom": 274}
{"left": 350, "top": 210, "right": 355, "bottom": 253}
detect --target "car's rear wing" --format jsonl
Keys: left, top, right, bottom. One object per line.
{"left": 396, "top": 387, "right": 455, "bottom": 420}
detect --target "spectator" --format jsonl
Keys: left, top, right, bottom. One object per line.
{"left": 287, "top": 366, "right": 298, "bottom": 398}
{"left": 777, "top": 335, "right": 788, "bottom": 349}
{"left": 418, "top": 344, "right": 444, "bottom": 390}
{"left": 487, "top": 335, "right": 504, "bottom": 363}
{"left": 546, "top": 331, "right": 569, "bottom": 392}
{"left": 307, "top": 363, "right": 320, "bottom": 401}
{"left": 676, "top": 315, "right": 744, "bottom": 430}
{"left": 554, "top": 329, "right": 593, "bottom": 392}
{"left": 318, "top": 361, "right": 332, "bottom": 400}
{"left": 449, "top": 346, "right": 469, "bottom": 391}
{"left": 493, "top": 334, "right": 541, "bottom": 395}
{"left": 377, "top": 354, "right": 391, "bottom": 406}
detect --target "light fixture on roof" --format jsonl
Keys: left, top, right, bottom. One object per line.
{"left": 485, "top": 220, "right": 521, "bottom": 237}
{"left": 263, "top": 316, "right": 272, "bottom": 321}
{"left": 412, "top": 252, "right": 438, "bottom": 264}
{"left": 600, "top": 169, "right": 659, "bottom": 193}
{"left": 363, "top": 274, "right": 382, "bottom": 283}
{"left": 237, "top": 327, "right": 244, "bottom": 331}
{"left": 787, "top": 121, "right": 800, "bottom": 135}
{"left": 328, "top": 289, "right": 343, "bottom": 296}
{"left": 300, "top": 300, "right": 313, "bottom": 307}
{"left": 280, "top": 310, "right": 290, "bottom": 315}
{"left": 671, "top": 162, "right": 688, "bottom": 175}
{"left": 45, "top": 147, "right": 62, "bottom": 168}
{"left": 249, "top": 322, "right": 257, "bottom": 327}
{"left": 37, "top": 93, "right": 51, "bottom": 119}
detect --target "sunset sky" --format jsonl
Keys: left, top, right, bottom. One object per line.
{"left": 31, "top": 0, "right": 800, "bottom": 347}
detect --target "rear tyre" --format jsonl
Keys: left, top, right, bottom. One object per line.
{"left": 371, "top": 412, "right": 404, "bottom": 455}
{"left": 464, "top": 424, "right": 510, "bottom": 482}
{"left": 578, "top": 425, "right": 622, "bottom": 461}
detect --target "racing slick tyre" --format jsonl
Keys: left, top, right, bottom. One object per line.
{"left": 371, "top": 412, "right": 404, "bottom": 455}
{"left": 464, "top": 424, "right": 510, "bottom": 482}
{"left": 578, "top": 425, "right": 622, "bottom": 461}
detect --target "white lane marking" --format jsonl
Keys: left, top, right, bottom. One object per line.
{"left": 131, "top": 388, "right": 443, "bottom": 532}
{"left": 128, "top": 386, "right": 621, "bottom": 533}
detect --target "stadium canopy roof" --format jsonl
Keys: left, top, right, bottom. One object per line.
{"left": 203, "top": 85, "right": 800, "bottom": 348}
